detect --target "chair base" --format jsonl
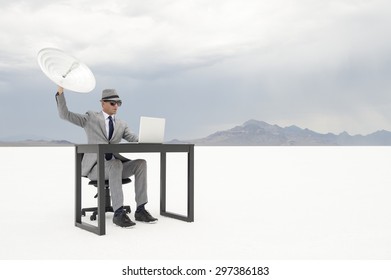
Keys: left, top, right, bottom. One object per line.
{"left": 81, "top": 178, "right": 132, "bottom": 221}
{"left": 82, "top": 205, "right": 131, "bottom": 221}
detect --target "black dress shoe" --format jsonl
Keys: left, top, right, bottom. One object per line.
{"left": 113, "top": 210, "right": 136, "bottom": 227}
{"left": 135, "top": 209, "right": 158, "bottom": 223}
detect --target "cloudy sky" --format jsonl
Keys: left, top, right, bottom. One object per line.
{"left": 1, "top": 0, "right": 391, "bottom": 143}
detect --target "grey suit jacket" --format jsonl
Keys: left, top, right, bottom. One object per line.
{"left": 56, "top": 93, "right": 138, "bottom": 176}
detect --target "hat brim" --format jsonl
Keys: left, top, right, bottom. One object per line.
{"left": 101, "top": 97, "right": 121, "bottom": 102}
{"left": 100, "top": 95, "right": 121, "bottom": 101}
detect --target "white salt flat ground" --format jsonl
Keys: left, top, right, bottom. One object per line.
{"left": 0, "top": 146, "right": 391, "bottom": 260}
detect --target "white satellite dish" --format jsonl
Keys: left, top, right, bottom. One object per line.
{"left": 37, "top": 48, "right": 96, "bottom": 93}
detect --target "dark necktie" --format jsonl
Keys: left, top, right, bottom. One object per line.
{"left": 108, "top": 116, "right": 114, "bottom": 140}
{"left": 105, "top": 116, "right": 114, "bottom": 160}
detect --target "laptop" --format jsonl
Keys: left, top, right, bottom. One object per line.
{"left": 138, "top": 116, "right": 166, "bottom": 143}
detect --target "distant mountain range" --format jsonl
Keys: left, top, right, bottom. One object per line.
{"left": 169, "top": 119, "right": 391, "bottom": 146}
{"left": 3, "top": 119, "right": 391, "bottom": 146}
{"left": 0, "top": 133, "right": 74, "bottom": 146}
{"left": 0, "top": 139, "right": 74, "bottom": 146}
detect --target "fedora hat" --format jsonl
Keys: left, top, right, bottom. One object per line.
{"left": 101, "top": 89, "right": 121, "bottom": 102}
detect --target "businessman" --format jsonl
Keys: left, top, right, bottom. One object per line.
{"left": 55, "top": 86, "right": 157, "bottom": 228}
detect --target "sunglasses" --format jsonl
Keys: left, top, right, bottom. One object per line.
{"left": 105, "top": 100, "right": 122, "bottom": 107}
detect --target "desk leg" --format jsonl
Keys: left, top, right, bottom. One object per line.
{"left": 160, "top": 149, "right": 194, "bottom": 222}
{"left": 75, "top": 152, "right": 82, "bottom": 224}
{"left": 74, "top": 151, "right": 107, "bottom": 236}
{"left": 97, "top": 150, "right": 106, "bottom": 235}
{"left": 187, "top": 145, "right": 194, "bottom": 222}
{"left": 160, "top": 152, "right": 167, "bottom": 215}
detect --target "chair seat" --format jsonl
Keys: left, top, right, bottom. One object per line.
{"left": 88, "top": 178, "right": 132, "bottom": 186}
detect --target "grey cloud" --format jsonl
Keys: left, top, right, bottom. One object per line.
{"left": 1, "top": 0, "right": 391, "bottom": 142}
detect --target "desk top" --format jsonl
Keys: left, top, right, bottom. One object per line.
{"left": 76, "top": 142, "right": 194, "bottom": 154}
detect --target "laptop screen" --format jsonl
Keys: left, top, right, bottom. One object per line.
{"left": 138, "top": 116, "right": 166, "bottom": 143}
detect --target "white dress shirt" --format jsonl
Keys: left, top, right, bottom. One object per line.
{"left": 102, "top": 111, "right": 115, "bottom": 139}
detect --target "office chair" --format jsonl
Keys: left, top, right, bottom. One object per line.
{"left": 81, "top": 178, "right": 132, "bottom": 221}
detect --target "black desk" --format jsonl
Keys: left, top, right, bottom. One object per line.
{"left": 75, "top": 143, "right": 194, "bottom": 235}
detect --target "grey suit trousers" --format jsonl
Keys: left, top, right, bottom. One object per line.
{"left": 87, "top": 158, "right": 148, "bottom": 211}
